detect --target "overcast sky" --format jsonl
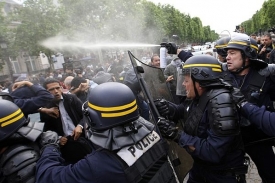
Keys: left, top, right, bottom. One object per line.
{"left": 148, "top": 0, "right": 266, "bottom": 34}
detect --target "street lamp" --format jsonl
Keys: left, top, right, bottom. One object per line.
{"left": 0, "top": 39, "right": 13, "bottom": 82}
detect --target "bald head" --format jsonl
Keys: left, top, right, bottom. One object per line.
{"left": 64, "top": 76, "right": 74, "bottom": 90}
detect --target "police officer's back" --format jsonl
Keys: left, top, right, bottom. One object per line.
{"left": 35, "top": 82, "right": 177, "bottom": 183}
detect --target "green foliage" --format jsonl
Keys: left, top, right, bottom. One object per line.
{"left": 2, "top": 0, "right": 219, "bottom": 60}
{"left": 12, "top": 0, "right": 65, "bottom": 56}
{"left": 0, "top": 3, "right": 8, "bottom": 71}
{"left": 241, "top": 0, "right": 275, "bottom": 35}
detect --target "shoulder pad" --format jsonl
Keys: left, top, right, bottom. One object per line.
{"left": 207, "top": 88, "right": 229, "bottom": 99}
{"left": 0, "top": 144, "right": 39, "bottom": 182}
{"left": 207, "top": 89, "right": 240, "bottom": 136}
{"left": 17, "top": 121, "right": 44, "bottom": 142}
{"left": 258, "top": 64, "right": 275, "bottom": 77}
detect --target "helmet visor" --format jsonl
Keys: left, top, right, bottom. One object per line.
{"left": 176, "top": 67, "right": 187, "bottom": 96}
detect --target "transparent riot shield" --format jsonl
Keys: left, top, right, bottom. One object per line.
{"left": 128, "top": 51, "right": 193, "bottom": 182}
{"left": 176, "top": 67, "right": 186, "bottom": 97}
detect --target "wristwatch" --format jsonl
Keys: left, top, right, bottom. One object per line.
{"left": 77, "top": 124, "right": 84, "bottom": 129}
{"left": 38, "top": 107, "right": 43, "bottom": 112}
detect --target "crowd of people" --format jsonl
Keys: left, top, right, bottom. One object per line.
{"left": 1, "top": 32, "right": 275, "bottom": 183}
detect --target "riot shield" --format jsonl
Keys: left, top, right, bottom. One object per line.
{"left": 128, "top": 51, "right": 193, "bottom": 182}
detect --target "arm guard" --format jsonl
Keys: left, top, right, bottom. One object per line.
{"left": 207, "top": 89, "right": 240, "bottom": 136}
{"left": 0, "top": 144, "right": 40, "bottom": 183}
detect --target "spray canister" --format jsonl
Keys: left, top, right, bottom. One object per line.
{"left": 160, "top": 44, "right": 167, "bottom": 68}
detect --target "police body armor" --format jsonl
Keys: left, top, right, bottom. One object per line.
{"left": 0, "top": 100, "right": 44, "bottom": 183}
{"left": 222, "top": 69, "right": 275, "bottom": 146}
{"left": 183, "top": 87, "right": 248, "bottom": 179}
{"left": 103, "top": 137, "right": 177, "bottom": 183}
{"left": 184, "top": 87, "right": 240, "bottom": 136}
{"left": 0, "top": 143, "right": 40, "bottom": 183}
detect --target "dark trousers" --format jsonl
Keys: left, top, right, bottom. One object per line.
{"left": 242, "top": 126, "right": 275, "bottom": 183}
{"left": 245, "top": 144, "right": 275, "bottom": 183}
{"left": 187, "top": 163, "right": 245, "bottom": 183}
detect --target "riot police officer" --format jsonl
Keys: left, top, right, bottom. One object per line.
{"left": 224, "top": 33, "right": 275, "bottom": 183}
{"left": 214, "top": 36, "right": 231, "bottom": 63}
{"left": 35, "top": 82, "right": 177, "bottom": 183}
{"left": 155, "top": 55, "right": 246, "bottom": 183}
{"left": 0, "top": 100, "right": 43, "bottom": 183}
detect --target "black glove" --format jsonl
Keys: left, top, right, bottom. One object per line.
{"left": 231, "top": 88, "right": 247, "bottom": 108}
{"left": 154, "top": 99, "right": 170, "bottom": 117}
{"left": 157, "top": 117, "right": 180, "bottom": 142}
{"left": 39, "top": 131, "right": 60, "bottom": 154}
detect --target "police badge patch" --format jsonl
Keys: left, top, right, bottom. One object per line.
{"left": 117, "top": 131, "right": 160, "bottom": 166}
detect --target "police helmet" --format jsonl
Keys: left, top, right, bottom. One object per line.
{"left": 224, "top": 33, "right": 256, "bottom": 59}
{"left": 85, "top": 82, "right": 139, "bottom": 131}
{"left": 0, "top": 100, "right": 27, "bottom": 142}
{"left": 215, "top": 36, "right": 231, "bottom": 57}
{"left": 182, "top": 55, "right": 223, "bottom": 87}
{"left": 225, "top": 34, "right": 267, "bottom": 69}
{"left": 250, "top": 38, "right": 259, "bottom": 54}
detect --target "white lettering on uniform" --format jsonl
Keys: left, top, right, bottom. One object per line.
{"left": 116, "top": 131, "right": 160, "bottom": 166}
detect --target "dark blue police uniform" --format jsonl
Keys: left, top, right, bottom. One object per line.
{"left": 160, "top": 54, "right": 246, "bottom": 183}
{"left": 224, "top": 70, "right": 275, "bottom": 182}
{"left": 36, "top": 145, "right": 129, "bottom": 183}
{"left": 242, "top": 103, "right": 275, "bottom": 137}
{"left": 170, "top": 101, "right": 245, "bottom": 183}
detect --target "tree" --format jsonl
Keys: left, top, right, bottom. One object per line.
{"left": 265, "top": 0, "right": 275, "bottom": 29}
{"left": 203, "top": 26, "right": 212, "bottom": 43}
{"left": 241, "top": 0, "right": 275, "bottom": 34}
{"left": 0, "top": 2, "right": 11, "bottom": 71}
{"left": 141, "top": 1, "right": 166, "bottom": 44}
{"left": 12, "top": 0, "right": 65, "bottom": 57}
{"left": 191, "top": 17, "right": 204, "bottom": 43}
{"left": 1, "top": 0, "right": 219, "bottom": 66}
{"left": 59, "top": 0, "right": 147, "bottom": 43}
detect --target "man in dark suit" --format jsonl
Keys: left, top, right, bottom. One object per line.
{"left": 39, "top": 78, "right": 84, "bottom": 146}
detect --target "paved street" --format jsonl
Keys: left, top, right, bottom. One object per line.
{"left": 247, "top": 146, "right": 275, "bottom": 183}
{"left": 246, "top": 159, "right": 261, "bottom": 183}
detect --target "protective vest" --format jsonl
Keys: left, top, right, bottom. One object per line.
{"left": 222, "top": 70, "right": 275, "bottom": 145}
{"left": 99, "top": 132, "right": 177, "bottom": 183}
{"left": 222, "top": 70, "right": 270, "bottom": 109}
{"left": 0, "top": 143, "right": 40, "bottom": 183}
{"left": 184, "top": 88, "right": 240, "bottom": 136}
